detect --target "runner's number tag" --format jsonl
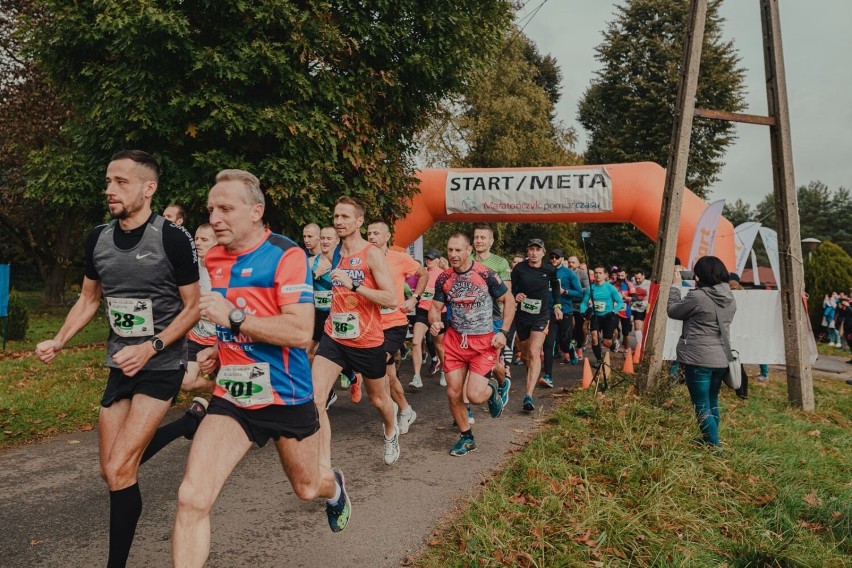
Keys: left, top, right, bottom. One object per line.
{"left": 593, "top": 300, "right": 607, "bottom": 313}
{"left": 331, "top": 312, "right": 360, "bottom": 339}
{"left": 380, "top": 305, "right": 396, "bottom": 315}
{"left": 106, "top": 297, "right": 155, "bottom": 337}
{"left": 216, "top": 363, "right": 274, "bottom": 407}
{"left": 520, "top": 298, "right": 543, "bottom": 314}
{"left": 421, "top": 288, "right": 435, "bottom": 300}
{"left": 314, "top": 290, "right": 332, "bottom": 309}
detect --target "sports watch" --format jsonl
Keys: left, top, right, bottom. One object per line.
{"left": 229, "top": 308, "right": 246, "bottom": 335}
{"left": 150, "top": 335, "right": 165, "bottom": 352}
{"left": 350, "top": 281, "right": 361, "bottom": 293}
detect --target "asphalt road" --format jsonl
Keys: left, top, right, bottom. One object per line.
{"left": 0, "top": 354, "right": 587, "bottom": 567}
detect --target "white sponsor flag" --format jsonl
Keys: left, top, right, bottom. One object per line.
{"left": 407, "top": 236, "right": 424, "bottom": 263}
{"left": 687, "top": 199, "right": 726, "bottom": 269}
{"left": 759, "top": 227, "right": 781, "bottom": 288}
{"left": 750, "top": 249, "right": 761, "bottom": 285}
{"left": 734, "top": 222, "right": 762, "bottom": 276}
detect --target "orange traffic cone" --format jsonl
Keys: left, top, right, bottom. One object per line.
{"left": 580, "top": 357, "right": 593, "bottom": 390}
{"left": 633, "top": 343, "right": 641, "bottom": 364}
{"left": 623, "top": 348, "right": 635, "bottom": 374}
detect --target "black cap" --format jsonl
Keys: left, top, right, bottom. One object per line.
{"left": 729, "top": 272, "right": 740, "bottom": 282}
{"left": 527, "top": 238, "right": 545, "bottom": 249}
{"left": 551, "top": 248, "right": 565, "bottom": 258}
{"left": 425, "top": 248, "right": 441, "bottom": 260}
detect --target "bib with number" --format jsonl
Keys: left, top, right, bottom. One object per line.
{"left": 520, "top": 298, "right": 543, "bottom": 314}
{"left": 421, "top": 288, "right": 435, "bottom": 300}
{"left": 380, "top": 305, "right": 396, "bottom": 315}
{"left": 331, "top": 312, "right": 360, "bottom": 339}
{"left": 107, "top": 297, "right": 155, "bottom": 337}
{"left": 216, "top": 363, "right": 274, "bottom": 407}
{"left": 314, "top": 290, "right": 332, "bottom": 309}
{"left": 593, "top": 300, "right": 607, "bottom": 313}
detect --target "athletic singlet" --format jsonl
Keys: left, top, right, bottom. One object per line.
{"left": 417, "top": 266, "right": 444, "bottom": 311}
{"left": 381, "top": 249, "right": 420, "bottom": 330}
{"left": 207, "top": 229, "right": 314, "bottom": 408}
{"left": 311, "top": 253, "right": 334, "bottom": 313}
{"left": 325, "top": 242, "right": 384, "bottom": 348}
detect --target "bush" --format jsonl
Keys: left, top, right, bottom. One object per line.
{"left": 2, "top": 290, "right": 30, "bottom": 340}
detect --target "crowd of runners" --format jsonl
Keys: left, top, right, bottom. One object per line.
{"left": 34, "top": 150, "right": 659, "bottom": 567}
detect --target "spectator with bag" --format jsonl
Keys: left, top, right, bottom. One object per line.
{"left": 667, "top": 256, "right": 737, "bottom": 448}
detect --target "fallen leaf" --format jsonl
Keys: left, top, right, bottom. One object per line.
{"left": 426, "top": 538, "right": 442, "bottom": 546}
{"left": 30, "top": 539, "right": 42, "bottom": 546}
{"left": 803, "top": 491, "right": 821, "bottom": 507}
{"left": 80, "top": 424, "right": 94, "bottom": 432}
{"left": 511, "top": 428, "right": 525, "bottom": 433}
{"left": 807, "top": 430, "right": 821, "bottom": 437}
{"left": 56, "top": 413, "right": 67, "bottom": 419}
{"left": 832, "top": 511, "right": 842, "bottom": 520}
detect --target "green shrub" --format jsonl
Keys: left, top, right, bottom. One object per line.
{"left": 2, "top": 290, "right": 30, "bottom": 340}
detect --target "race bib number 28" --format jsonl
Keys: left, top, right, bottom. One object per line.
{"left": 106, "top": 297, "right": 154, "bottom": 337}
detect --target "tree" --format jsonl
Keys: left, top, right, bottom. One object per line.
{"left": 576, "top": 0, "right": 746, "bottom": 271}
{"left": 756, "top": 181, "right": 852, "bottom": 256}
{"left": 419, "top": 30, "right": 581, "bottom": 257}
{"left": 804, "top": 241, "right": 852, "bottom": 331}
{"left": 722, "top": 198, "right": 755, "bottom": 228}
{"left": 11, "top": 0, "right": 514, "bottom": 288}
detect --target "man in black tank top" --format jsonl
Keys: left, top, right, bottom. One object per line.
{"left": 35, "top": 150, "right": 200, "bottom": 568}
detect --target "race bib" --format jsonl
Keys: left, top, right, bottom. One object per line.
{"left": 216, "top": 363, "right": 274, "bottom": 407}
{"left": 593, "top": 300, "right": 607, "bottom": 313}
{"left": 421, "top": 288, "right": 435, "bottom": 300}
{"left": 520, "top": 298, "right": 543, "bottom": 314}
{"left": 331, "top": 312, "right": 360, "bottom": 339}
{"left": 314, "top": 290, "right": 332, "bottom": 309}
{"left": 380, "top": 305, "right": 397, "bottom": 315}
{"left": 633, "top": 300, "right": 647, "bottom": 312}
{"left": 106, "top": 297, "right": 155, "bottom": 337}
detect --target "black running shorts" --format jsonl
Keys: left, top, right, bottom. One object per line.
{"left": 101, "top": 366, "right": 184, "bottom": 407}
{"left": 207, "top": 396, "right": 319, "bottom": 447}
{"left": 315, "top": 334, "right": 387, "bottom": 379}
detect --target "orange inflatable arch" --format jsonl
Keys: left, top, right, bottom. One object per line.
{"left": 392, "top": 162, "right": 735, "bottom": 270}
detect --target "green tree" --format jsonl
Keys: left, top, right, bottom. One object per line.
{"left": 576, "top": 0, "right": 746, "bottom": 271}
{"left": 804, "top": 241, "right": 852, "bottom": 331}
{"left": 419, "top": 30, "right": 581, "bottom": 257}
{"left": 756, "top": 181, "right": 852, "bottom": 256}
{"left": 11, "top": 0, "right": 513, "bottom": 289}
{"left": 722, "top": 198, "right": 755, "bottom": 228}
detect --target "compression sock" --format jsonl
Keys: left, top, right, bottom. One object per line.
{"left": 140, "top": 415, "right": 197, "bottom": 465}
{"left": 108, "top": 483, "right": 142, "bottom": 568}
{"left": 634, "top": 330, "right": 643, "bottom": 351}
{"left": 592, "top": 343, "right": 602, "bottom": 361}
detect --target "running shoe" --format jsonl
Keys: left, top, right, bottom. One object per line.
{"left": 339, "top": 373, "right": 351, "bottom": 388}
{"left": 408, "top": 374, "right": 423, "bottom": 389}
{"left": 183, "top": 397, "right": 208, "bottom": 439}
{"left": 399, "top": 345, "right": 410, "bottom": 360}
{"left": 398, "top": 407, "right": 417, "bottom": 434}
{"left": 498, "top": 377, "right": 511, "bottom": 407}
{"left": 467, "top": 405, "right": 475, "bottom": 424}
{"left": 383, "top": 425, "right": 400, "bottom": 465}
{"left": 487, "top": 379, "right": 504, "bottom": 418}
{"left": 757, "top": 375, "right": 769, "bottom": 382}
{"left": 449, "top": 435, "right": 476, "bottom": 456}
{"left": 325, "top": 389, "right": 338, "bottom": 411}
{"left": 576, "top": 349, "right": 584, "bottom": 362}
{"left": 610, "top": 339, "right": 620, "bottom": 352}
{"left": 504, "top": 364, "right": 512, "bottom": 379}
{"left": 429, "top": 358, "right": 442, "bottom": 375}
{"left": 522, "top": 394, "right": 535, "bottom": 413}
{"left": 350, "top": 376, "right": 362, "bottom": 403}
{"left": 538, "top": 374, "right": 554, "bottom": 388}
{"left": 439, "top": 372, "right": 447, "bottom": 387}
{"left": 326, "top": 468, "right": 351, "bottom": 533}
{"left": 512, "top": 356, "right": 523, "bottom": 366}
{"left": 568, "top": 344, "right": 578, "bottom": 365}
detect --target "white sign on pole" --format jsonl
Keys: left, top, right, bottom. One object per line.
{"left": 444, "top": 169, "right": 613, "bottom": 215}
{"left": 759, "top": 227, "right": 781, "bottom": 288}
{"left": 687, "top": 199, "right": 725, "bottom": 269}
{"left": 734, "top": 222, "right": 762, "bottom": 276}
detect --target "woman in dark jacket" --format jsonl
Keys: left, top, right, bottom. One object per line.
{"left": 667, "top": 256, "right": 736, "bottom": 447}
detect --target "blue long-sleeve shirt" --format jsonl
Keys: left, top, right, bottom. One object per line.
{"left": 556, "top": 266, "right": 583, "bottom": 313}
{"left": 581, "top": 281, "right": 624, "bottom": 316}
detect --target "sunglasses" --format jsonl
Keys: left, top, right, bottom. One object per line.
{"left": 549, "top": 255, "right": 561, "bottom": 259}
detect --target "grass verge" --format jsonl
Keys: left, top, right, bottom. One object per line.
{"left": 416, "top": 375, "right": 851, "bottom": 567}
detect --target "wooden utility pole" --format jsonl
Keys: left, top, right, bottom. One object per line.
{"left": 642, "top": 0, "right": 707, "bottom": 389}
{"left": 644, "top": 0, "right": 814, "bottom": 410}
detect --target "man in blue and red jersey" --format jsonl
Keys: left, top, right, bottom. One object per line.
{"left": 172, "top": 169, "right": 350, "bottom": 566}
{"left": 430, "top": 233, "right": 515, "bottom": 456}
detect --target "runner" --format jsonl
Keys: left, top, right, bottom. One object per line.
{"left": 408, "top": 249, "right": 445, "bottom": 389}
{"left": 568, "top": 255, "right": 590, "bottom": 361}
{"left": 543, "top": 249, "right": 582, "bottom": 380}
{"left": 632, "top": 269, "right": 651, "bottom": 353}
{"left": 308, "top": 227, "right": 340, "bottom": 362}
{"left": 172, "top": 169, "right": 349, "bottom": 566}
{"left": 312, "top": 197, "right": 400, "bottom": 466}
{"left": 472, "top": 225, "right": 512, "bottom": 403}
{"left": 163, "top": 203, "right": 186, "bottom": 226}
{"left": 367, "top": 221, "right": 428, "bottom": 434}
{"left": 429, "top": 233, "right": 515, "bottom": 456}
{"left": 35, "top": 150, "right": 200, "bottom": 568}
{"left": 302, "top": 223, "right": 321, "bottom": 257}
{"left": 511, "top": 239, "right": 561, "bottom": 412}
{"left": 582, "top": 265, "right": 624, "bottom": 367}
{"left": 613, "top": 268, "right": 636, "bottom": 352}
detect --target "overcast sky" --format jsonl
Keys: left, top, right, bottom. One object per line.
{"left": 522, "top": 0, "right": 852, "bottom": 207}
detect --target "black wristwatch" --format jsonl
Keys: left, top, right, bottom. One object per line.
{"left": 497, "top": 329, "right": 509, "bottom": 337}
{"left": 150, "top": 335, "right": 165, "bottom": 352}
{"left": 350, "top": 281, "right": 361, "bottom": 293}
{"left": 229, "top": 308, "right": 246, "bottom": 335}
{"left": 414, "top": 294, "right": 421, "bottom": 301}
